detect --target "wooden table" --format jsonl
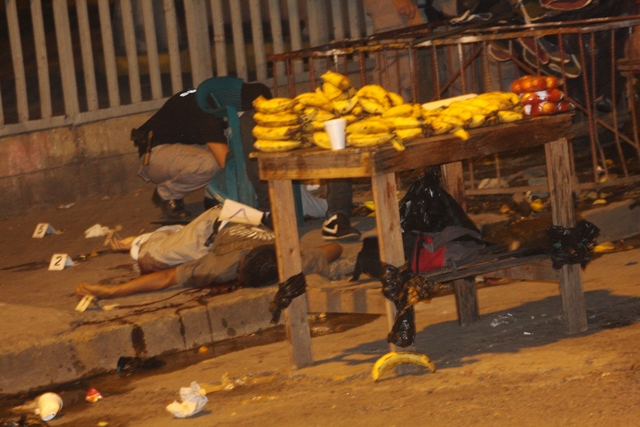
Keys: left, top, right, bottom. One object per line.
{"left": 253, "top": 113, "right": 586, "bottom": 369}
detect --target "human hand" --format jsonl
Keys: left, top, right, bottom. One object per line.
{"left": 392, "top": 0, "right": 418, "bottom": 20}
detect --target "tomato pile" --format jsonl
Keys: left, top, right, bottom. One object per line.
{"left": 510, "top": 75, "right": 573, "bottom": 116}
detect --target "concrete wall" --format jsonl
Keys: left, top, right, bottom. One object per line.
{"left": 0, "top": 113, "right": 154, "bottom": 218}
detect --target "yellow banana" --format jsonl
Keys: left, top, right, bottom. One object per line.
{"left": 435, "top": 114, "right": 466, "bottom": 127}
{"left": 453, "top": 128, "right": 470, "bottom": 140}
{"left": 252, "top": 125, "right": 302, "bottom": 140}
{"left": 332, "top": 96, "right": 360, "bottom": 115}
{"left": 307, "top": 131, "right": 332, "bottom": 150}
{"left": 346, "top": 118, "right": 392, "bottom": 134}
{"left": 351, "top": 105, "right": 364, "bottom": 116}
{"left": 468, "top": 114, "right": 487, "bottom": 128}
{"left": 387, "top": 91, "right": 405, "bottom": 107}
{"left": 356, "top": 84, "right": 391, "bottom": 109}
{"left": 390, "top": 135, "right": 406, "bottom": 152}
{"left": 347, "top": 87, "right": 358, "bottom": 98}
{"left": 320, "top": 70, "right": 352, "bottom": 91}
{"left": 347, "top": 132, "right": 395, "bottom": 147}
{"left": 292, "top": 102, "right": 306, "bottom": 114}
{"left": 312, "top": 109, "right": 338, "bottom": 122}
{"left": 253, "top": 95, "right": 297, "bottom": 114}
{"left": 359, "top": 97, "right": 387, "bottom": 115}
{"left": 428, "top": 120, "right": 454, "bottom": 135}
{"left": 322, "top": 82, "right": 345, "bottom": 101}
{"left": 382, "top": 104, "right": 414, "bottom": 119}
{"left": 253, "top": 111, "right": 301, "bottom": 127}
{"left": 412, "top": 103, "right": 423, "bottom": 118}
{"left": 253, "top": 139, "right": 302, "bottom": 152}
{"left": 497, "top": 110, "right": 524, "bottom": 123}
{"left": 440, "top": 107, "right": 473, "bottom": 123}
{"left": 478, "top": 91, "right": 519, "bottom": 106}
{"left": 384, "top": 116, "right": 422, "bottom": 129}
{"left": 303, "top": 120, "right": 330, "bottom": 132}
{"left": 466, "top": 98, "right": 500, "bottom": 114}
{"left": 394, "top": 127, "right": 424, "bottom": 141}
{"left": 422, "top": 106, "right": 445, "bottom": 118}
{"left": 294, "top": 92, "right": 332, "bottom": 111}
{"left": 371, "top": 351, "right": 436, "bottom": 381}
{"left": 342, "top": 114, "right": 359, "bottom": 125}
{"left": 299, "top": 108, "right": 319, "bottom": 123}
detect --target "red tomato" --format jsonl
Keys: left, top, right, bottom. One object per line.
{"left": 557, "top": 100, "right": 573, "bottom": 112}
{"left": 540, "top": 101, "right": 558, "bottom": 115}
{"left": 521, "top": 76, "right": 534, "bottom": 92}
{"left": 530, "top": 76, "right": 547, "bottom": 91}
{"left": 534, "top": 88, "right": 564, "bottom": 103}
{"left": 545, "top": 76, "right": 560, "bottom": 89}
{"left": 520, "top": 92, "right": 539, "bottom": 105}
{"left": 511, "top": 80, "right": 523, "bottom": 94}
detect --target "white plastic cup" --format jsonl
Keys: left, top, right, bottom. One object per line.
{"left": 36, "top": 392, "right": 63, "bottom": 421}
{"left": 324, "top": 118, "right": 347, "bottom": 150}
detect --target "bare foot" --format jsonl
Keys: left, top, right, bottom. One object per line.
{"left": 108, "top": 236, "right": 136, "bottom": 252}
{"left": 75, "top": 282, "right": 113, "bottom": 299}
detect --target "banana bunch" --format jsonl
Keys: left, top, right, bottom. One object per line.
{"left": 371, "top": 351, "right": 436, "bottom": 381}
{"left": 422, "top": 91, "right": 524, "bottom": 141}
{"left": 252, "top": 95, "right": 303, "bottom": 152}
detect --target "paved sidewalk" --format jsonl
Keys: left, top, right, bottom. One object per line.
{"left": 1, "top": 186, "right": 638, "bottom": 396}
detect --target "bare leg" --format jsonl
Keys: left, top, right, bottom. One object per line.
{"left": 75, "top": 268, "right": 178, "bottom": 299}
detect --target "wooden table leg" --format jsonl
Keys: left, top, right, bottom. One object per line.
{"left": 442, "top": 161, "right": 480, "bottom": 325}
{"left": 545, "top": 138, "right": 588, "bottom": 334}
{"left": 371, "top": 172, "right": 417, "bottom": 357}
{"left": 269, "top": 179, "right": 314, "bottom": 368}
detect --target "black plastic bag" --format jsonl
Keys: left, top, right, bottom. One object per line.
{"left": 547, "top": 219, "right": 600, "bottom": 269}
{"left": 399, "top": 167, "right": 479, "bottom": 234}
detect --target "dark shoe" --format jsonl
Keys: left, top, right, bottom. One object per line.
{"left": 322, "top": 213, "right": 361, "bottom": 240}
{"left": 161, "top": 198, "right": 191, "bottom": 220}
{"left": 237, "top": 244, "right": 279, "bottom": 288}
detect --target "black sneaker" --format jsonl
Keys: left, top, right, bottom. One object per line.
{"left": 322, "top": 213, "right": 361, "bottom": 240}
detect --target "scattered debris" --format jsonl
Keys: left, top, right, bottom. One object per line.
{"left": 85, "top": 388, "right": 103, "bottom": 403}
{"left": 490, "top": 313, "right": 515, "bottom": 327}
{"left": 116, "top": 356, "right": 165, "bottom": 376}
{"left": 35, "top": 392, "right": 63, "bottom": 421}
{"left": 84, "top": 224, "right": 112, "bottom": 238}
{"left": 57, "top": 203, "right": 75, "bottom": 209}
{"left": 165, "top": 381, "right": 208, "bottom": 418}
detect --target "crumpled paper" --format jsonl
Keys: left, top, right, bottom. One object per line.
{"left": 84, "top": 224, "right": 112, "bottom": 238}
{"left": 165, "top": 381, "right": 208, "bottom": 418}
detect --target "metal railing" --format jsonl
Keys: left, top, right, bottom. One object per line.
{"left": 0, "top": 0, "right": 372, "bottom": 138}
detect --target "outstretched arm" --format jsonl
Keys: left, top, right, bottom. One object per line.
{"left": 76, "top": 268, "right": 178, "bottom": 299}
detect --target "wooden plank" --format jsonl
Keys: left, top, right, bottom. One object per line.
{"left": 481, "top": 258, "right": 560, "bottom": 282}
{"left": 441, "top": 161, "right": 466, "bottom": 212}
{"left": 53, "top": 0, "right": 80, "bottom": 116}
{"left": 249, "top": 0, "right": 267, "bottom": 82}
{"left": 75, "top": 0, "right": 99, "bottom": 111}
{"left": 163, "top": 0, "right": 183, "bottom": 93}
{"left": 7, "top": 0, "right": 29, "bottom": 121}
{"left": 331, "top": 0, "right": 345, "bottom": 41}
{"left": 286, "top": 0, "right": 304, "bottom": 75}
{"left": 184, "top": 0, "right": 210, "bottom": 85}
{"left": 98, "top": 0, "right": 120, "bottom": 107}
{"left": 210, "top": 0, "right": 228, "bottom": 77}
{"left": 545, "top": 137, "right": 587, "bottom": 334}
{"left": 256, "top": 149, "right": 374, "bottom": 180}
{"left": 229, "top": 0, "right": 248, "bottom": 80}
{"left": 141, "top": 0, "right": 162, "bottom": 99}
{"left": 371, "top": 172, "right": 416, "bottom": 359}
{"left": 269, "top": 180, "right": 314, "bottom": 369}
{"left": 120, "top": 0, "right": 142, "bottom": 103}
{"left": 453, "top": 278, "right": 479, "bottom": 326}
{"left": 267, "top": 0, "right": 285, "bottom": 78}
{"left": 30, "top": 0, "right": 52, "bottom": 118}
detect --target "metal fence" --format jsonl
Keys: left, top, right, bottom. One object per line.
{"left": 0, "top": 0, "right": 371, "bottom": 138}
{"left": 268, "top": 14, "right": 640, "bottom": 192}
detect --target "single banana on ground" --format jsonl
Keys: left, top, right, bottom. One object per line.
{"left": 371, "top": 351, "right": 436, "bottom": 381}
{"left": 253, "top": 111, "right": 301, "bottom": 127}
{"left": 384, "top": 116, "right": 422, "bottom": 130}
{"left": 356, "top": 84, "right": 391, "bottom": 109}
{"left": 382, "top": 104, "right": 414, "bottom": 119}
{"left": 347, "top": 132, "right": 395, "bottom": 147}
{"left": 395, "top": 127, "right": 424, "bottom": 141}
{"left": 307, "top": 131, "right": 332, "bottom": 150}
{"left": 253, "top": 95, "right": 297, "bottom": 114}
{"left": 321, "top": 70, "right": 352, "bottom": 91}
{"left": 253, "top": 139, "right": 302, "bottom": 152}
{"left": 252, "top": 125, "right": 302, "bottom": 140}
{"left": 332, "top": 96, "right": 360, "bottom": 115}
{"left": 359, "top": 97, "right": 387, "bottom": 115}
{"left": 346, "top": 118, "right": 392, "bottom": 134}
{"left": 387, "top": 91, "right": 405, "bottom": 107}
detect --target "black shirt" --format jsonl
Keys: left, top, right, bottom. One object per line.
{"left": 137, "top": 82, "right": 272, "bottom": 149}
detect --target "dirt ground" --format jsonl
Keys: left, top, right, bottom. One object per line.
{"left": 3, "top": 245, "right": 639, "bottom": 427}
